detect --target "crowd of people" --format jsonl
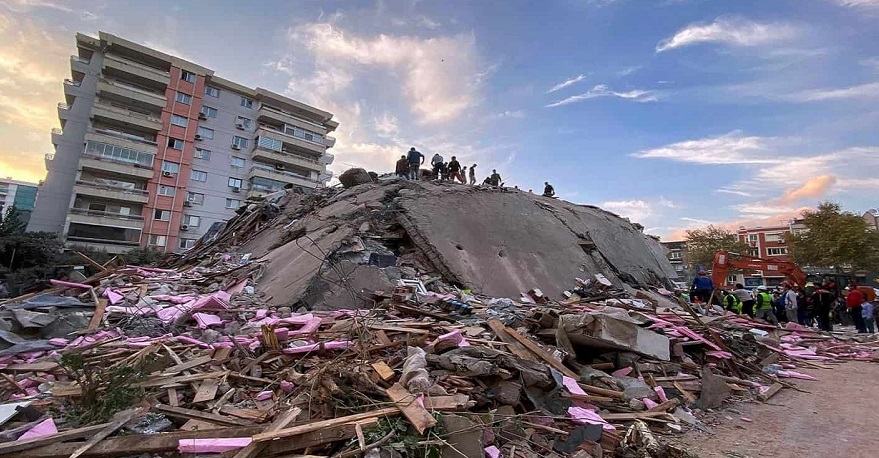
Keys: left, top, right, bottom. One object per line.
{"left": 687, "top": 270, "right": 878, "bottom": 333}
{"left": 394, "top": 147, "right": 557, "bottom": 197}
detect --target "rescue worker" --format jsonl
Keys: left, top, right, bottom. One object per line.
{"left": 448, "top": 156, "right": 464, "bottom": 183}
{"left": 431, "top": 153, "right": 444, "bottom": 178}
{"left": 490, "top": 169, "right": 502, "bottom": 187}
{"left": 469, "top": 164, "right": 477, "bottom": 185}
{"left": 754, "top": 286, "right": 778, "bottom": 325}
{"left": 723, "top": 290, "right": 742, "bottom": 314}
{"left": 543, "top": 182, "right": 555, "bottom": 197}
{"left": 690, "top": 270, "right": 714, "bottom": 304}
{"left": 733, "top": 283, "right": 755, "bottom": 318}
{"left": 812, "top": 283, "right": 835, "bottom": 331}
{"left": 782, "top": 282, "right": 798, "bottom": 324}
{"left": 395, "top": 155, "right": 409, "bottom": 178}
{"left": 407, "top": 147, "right": 424, "bottom": 180}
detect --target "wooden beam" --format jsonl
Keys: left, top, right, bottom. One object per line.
{"left": 758, "top": 383, "right": 783, "bottom": 402}
{"left": 385, "top": 383, "right": 436, "bottom": 434}
{"left": 158, "top": 355, "right": 212, "bottom": 376}
{"left": 0, "top": 422, "right": 111, "bottom": 455}
{"left": 231, "top": 407, "right": 302, "bottom": 458}
{"left": 490, "top": 320, "right": 579, "bottom": 379}
{"left": 154, "top": 404, "right": 251, "bottom": 426}
{"left": 371, "top": 361, "right": 395, "bottom": 381}
{"left": 75, "top": 251, "right": 108, "bottom": 272}
{"left": 192, "top": 379, "right": 220, "bottom": 403}
{"left": 486, "top": 319, "right": 538, "bottom": 362}
{"left": 69, "top": 408, "right": 145, "bottom": 458}
{"left": 252, "top": 408, "right": 400, "bottom": 443}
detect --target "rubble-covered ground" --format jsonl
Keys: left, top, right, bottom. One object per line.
{"left": 0, "top": 178, "right": 876, "bottom": 458}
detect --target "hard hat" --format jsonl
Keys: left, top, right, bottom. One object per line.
{"left": 805, "top": 282, "right": 815, "bottom": 288}
{"left": 757, "top": 286, "right": 768, "bottom": 291}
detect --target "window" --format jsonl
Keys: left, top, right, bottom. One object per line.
{"left": 148, "top": 235, "right": 167, "bottom": 247}
{"left": 232, "top": 136, "right": 248, "bottom": 148}
{"left": 767, "top": 247, "right": 788, "bottom": 256}
{"left": 225, "top": 198, "right": 241, "bottom": 209}
{"left": 181, "top": 70, "right": 196, "bottom": 83}
{"left": 750, "top": 248, "right": 759, "bottom": 257}
{"left": 85, "top": 141, "right": 154, "bottom": 166}
{"left": 727, "top": 275, "right": 737, "bottom": 283}
{"left": 240, "top": 97, "right": 253, "bottom": 109}
{"left": 236, "top": 116, "right": 252, "bottom": 129}
{"left": 161, "top": 161, "right": 180, "bottom": 174}
{"left": 200, "top": 106, "right": 218, "bottom": 118}
{"left": 179, "top": 238, "right": 196, "bottom": 250}
{"left": 765, "top": 233, "right": 784, "bottom": 243}
{"left": 194, "top": 148, "right": 211, "bottom": 160}
{"left": 748, "top": 234, "right": 758, "bottom": 243}
{"left": 228, "top": 177, "right": 243, "bottom": 188}
{"left": 190, "top": 170, "right": 207, "bottom": 182}
{"left": 171, "top": 115, "right": 188, "bottom": 127}
{"left": 284, "top": 124, "right": 324, "bottom": 143}
{"left": 205, "top": 86, "right": 220, "bottom": 98}
{"left": 154, "top": 209, "right": 171, "bottom": 221}
{"left": 230, "top": 156, "right": 246, "bottom": 168}
{"left": 257, "top": 136, "right": 283, "bottom": 152}
{"left": 158, "top": 185, "right": 176, "bottom": 196}
{"left": 175, "top": 92, "right": 192, "bottom": 104}
{"left": 196, "top": 126, "right": 214, "bottom": 140}
{"left": 167, "top": 137, "right": 184, "bottom": 149}
{"left": 183, "top": 215, "right": 201, "bottom": 227}
{"left": 186, "top": 191, "right": 205, "bottom": 204}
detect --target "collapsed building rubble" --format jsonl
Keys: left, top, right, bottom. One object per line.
{"left": 0, "top": 178, "right": 876, "bottom": 458}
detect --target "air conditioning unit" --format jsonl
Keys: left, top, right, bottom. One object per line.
{"left": 194, "top": 134, "right": 202, "bottom": 141}
{"left": 180, "top": 225, "right": 189, "bottom": 231}
{"left": 231, "top": 187, "right": 240, "bottom": 193}
{"left": 183, "top": 200, "right": 192, "bottom": 207}
{"left": 235, "top": 122, "right": 245, "bottom": 130}
{"left": 162, "top": 171, "right": 173, "bottom": 177}
{"left": 198, "top": 112, "right": 207, "bottom": 120}
{"left": 231, "top": 144, "right": 241, "bottom": 150}
{"left": 274, "top": 163, "right": 285, "bottom": 171}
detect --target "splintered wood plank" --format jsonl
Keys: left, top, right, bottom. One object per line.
{"left": 86, "top": 298, "right": 108, "bottom": 333}
{"left": 492, "top": 320, "right": 579, "bottom": 379}
{"left": 231, "top": 407, "right": 302, "bottom": 458}
{"left": 385, "top": 383, "right": 436, "bottom": 434}
{"left": 167, "top": 388, "right": 179, "bottom": 407}
{"left": 371, "top": 361, "right": 395, "bottom": 381}
{"left": 155, "top": 404, "right": 251, "bottom": 426}
{"left": 69, "top": 408, "right": 145, "bottom": 458}
{"left": 487, "top": 319, "right": 537, "bottom": 362}
{"left": 192, "top": 379, "right": 220, "bottom": 403}
{"left": 159, "top": 355, "right": 212, "bottom": 375}
{"left": 252, "top": 408, "right": 400, "bottom": 443}
{"left": 0, "top": 422, "right": 111, "bottom": 455}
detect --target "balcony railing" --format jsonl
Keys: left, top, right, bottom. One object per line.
{"left": 75, "top": 180, "right": 149, "bottom": 196}
{"left": 64, "top": 79, "right": 82, "bottom": 87}
{"left": 81, "top": 151, "right": 154, "bottom": 169}
{"left": 69, "top": 207, "right": 144, "bottom": 221}
{"left": 51, "top": 128, "right": 63, "bottom": 135}
{"left": 45, "top": 153, "right": 55, "bottom": 161}
{"left": 66, "top": 236, "right": 140, "bottom": 246}
{"left": 254, "top": 143, "right": 321, "bottom": 165}
{"left": 251, "top": 164, "right": 319, "bottom": 183}
{"left": 91, "top": 127, "right": 158, "bottom": 146}
{"left": 258, "top": 125, "right": 326, "bottom": 149}
{"left": 93, "top": 102, "right": 162, "bottom": 124}
{"left": 260, "top": 105, "right": 325, "bottom": 129}
{"left": 100, "top": 78, "right": 165, "bottom": 99}
{"left": 58, "top": 102, "right": 70, "bottom": 110}
{"left": 71, "top": 55, "right": 91, "bottom": 64}
{"left": 104, "top": 54, "right": 170, "bottom": 78}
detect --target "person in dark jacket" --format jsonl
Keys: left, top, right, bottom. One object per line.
{"left": 395, "top": 155, "right": 409, "bottom": 178}
{"left": 543, "top": 182, "right": 555, "bottom": 197}
{"left": 406, "top": 147, "right": 424, "bottom": 180}
{"left": 690, "top": 270, "right": 714, "bottom": 304}
{"left": 448, "top": 156, "right": 464, "bottom": 183}
{"left": 490, "top": 169, "right": 502, "bottom": 187}
{"left": 469, "top": 164, "right": 477, "bottom": 185}
{"left": 813, "top": 283, "right": 835, "bottom": 331}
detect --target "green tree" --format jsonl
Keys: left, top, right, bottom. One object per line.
{"left": 0, "top": 206, "right": 27, "bottom": 236}
{"left": 788, "top": 202, "right": 879, "bottom": 272}
{"left": 684, "top": 225, "right": 753, "bottom": 271}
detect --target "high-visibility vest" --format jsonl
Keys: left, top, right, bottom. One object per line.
{"left": 724, "top": 294, "right": 742, "bottom": 313}
{"left": 756, "top": 292, "right": 773, "bottom": 310}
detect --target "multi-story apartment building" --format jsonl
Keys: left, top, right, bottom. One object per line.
{"left": 728, "top": 223, "right": 795, "bottom": 287}
{"left": 28, "top": 32, "right": 337, "bottom": 253}
{"left": 0, "top": 178, "right": 39, "bottom": 226}
{"left": 660, "top": 240, "right": 688, "bottom": 283}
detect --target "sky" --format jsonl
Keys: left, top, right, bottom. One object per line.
{"left": 1, "top": 0, "right": 878, "bottom": 240}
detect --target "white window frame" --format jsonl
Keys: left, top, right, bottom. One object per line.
{"left": 232, "top": 136, "right": 248, "bottom": 148}
{"left": 225, "top": 198, "right": 241, "bottom": 209}
{"left": 179, "top": 238, "right": 196, "bottom": 250}
{"left": 767, "top": 247, "right": 788, "bottom": 256}
{"left": 240, "top": 97, "right": 253, "bottom": 108}
{"left": 196, "top": 126, "right": 214, "bottom": 139}
{"left": 158, "top": 185, "right": 176, "bottom": 197}
{"left": 228, "top": 177, "right": 243, "bottom": 188}
{"left": 154, "top": 209, "right": 171, "bottom": 221}
{"left": 190, "top": 170, "right": 207, "bottom": 182}
{"left": 236, "top": 116, "right": 252, "bottom": 129}
{"left": 161, "top": 161, "right": 180, "bottom": 174}
{"left": 205, "top": 86, "right": 220, "bottom": 98}
{"left": 175, "top": 92, "right": 192, "bottom": 104}
{"left": 194, "top": 148, "right": 211, "bottom": 160}
{"left": 181, "top": 70, "right": 196, "bottom": 83}
{"left": 230, "top": 156, "right": 246, "bottom": 168}
{"left": 170, "top": 114, "right": 188, "bottom": 127}
{"left": 201, "top": 106, "right": 218, "bottom": 118}
{"left": 186, "top": 192, "right": 205, "bottom": 204}
{"left": 184, "top": 215, "right": 201, "bottom": 227}
{"left": 148, "top": 235, "right": 167, "bottom": 247}
{"left": 168, "top": 138, "right": 184, "bottom": 150}
{"left": 748, "top": 234, "right": 758, "bottom": 243}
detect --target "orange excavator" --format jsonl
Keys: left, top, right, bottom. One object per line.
{"left": 710, "top": 250, "right": 807, "bottom": 289}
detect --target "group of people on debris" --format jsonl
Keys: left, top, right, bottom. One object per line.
{"left": 395, "top": 147, "right": 556, "bottom": 197}
{"left": 688, "top": 270, "right": 878, "bottom": 333}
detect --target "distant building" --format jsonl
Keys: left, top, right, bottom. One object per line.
{"left": 863, "top": 209, "right": 879, "bottom": 231}
{"left": 28, "top": 32, "right": 338, "bottom": 254}
{"left": 727, "top": 222, "right": 801, "bottom": 288}
{"left": 0, "top": 178, "right": 39, "bottom": 226}
{"left": 660, "top": 240, "right": 687, "bottom": 282}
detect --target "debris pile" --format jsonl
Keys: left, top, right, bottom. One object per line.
{"left": 0, "top": 179, "right": 877, "bottom": 458}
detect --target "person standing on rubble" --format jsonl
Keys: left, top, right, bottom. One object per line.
{"left": 733, "top": 283, "right": 755, "bottom": 318}
{"left": 755, "top": 286, "right": 778, "bottom": 324}
{"left": 782, "top": 282, "right": 799, "bottom": 324}
{"left": 430, "top": 152, "right": 444, "bottom": 179}
{"left": 395, "top": 155, "right": 409, "bottom": 178}
{"left": 723, "top": 290, "right": 742, "bottom": 314}
{"left": 543, "top": 182, "right": 556, "bottom": 198}
{"left": 469, "top": 164, "right": 477, "bottom": 185}
{"left": 448, "top": 156, "right": 465, "bottom": 183}
{"left": 407, "top": 147, "right": 424, "bottom": 180}
{"left": 490, "top": 169, "right": 502, "bottom": 187}
{"left": 845, "top": 285, "right": 868, "bottom": 333}
{"left": 690, "top": 270, "right": 714, "bottom": 304}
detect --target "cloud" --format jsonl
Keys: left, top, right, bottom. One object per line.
{"left": 662, "top": 208, "right": 808, "bottom": 241}
{"left": 546, "top": 84, "right": 660, "bottom": 107}
{"left": 656, "top": 17, "right": 800, "bottom": 52}
{"left": 373, "top": 112, "right": 399, "bottom": 137}
{"left": 835, "top": 0, "right": 879, "bottom": 10}
{"left": 289, "top": 22, "right": 485, "bottom": 125}
{"left": 715, "top": 189, "right": 753, "bottom": 197}
{"left": 770, "top": 175, "right": 837, "bottom": 205}
{"left": 416, "top": 15, "right": 441, "bottom": 29}
{"left": 1, "top": 0, "right": 72, "bottom": 12}
{"left": 617, "top": 66, "right": 642, "bottom": 77}
{"left": 632, "top": 131, "right": 781, "bottom": 165}
{"left": 600, "top": 197, "right": 677, "bottom": 224}
{"left": 546, "top": 74, "right": 586, "bottom": 93}
{"left": 862, "top": 57, "right": 879, "bottom": 72}
{"left": 489, "top": 110, "right": 526, "bottom": 119}
{"left": 787, "top": 82, "right": 879, "bottom": 102}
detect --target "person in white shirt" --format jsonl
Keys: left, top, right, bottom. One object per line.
{"left": 783, "top": 283, "right": 798, "bottom": 323}
{"left": 430, "top": 153, "right": 444, "bottom": 178}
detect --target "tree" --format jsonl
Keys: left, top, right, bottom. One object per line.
{"left": 0, "top": 206, "right": 27, "bottom": 237}
{"left": 684, "top": 225, "right": 753, "bottom": 271}
{"left": 788, "top": 202, "right": 879, "bottom": 272}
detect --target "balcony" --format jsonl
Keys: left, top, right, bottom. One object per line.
{"left": 252, "top": 145, "right": 325, "bottom": 173}
{"left": 256, "top": 126, "right": 326, "bottom": 156}
{"left": 249, "top": 165, "right": 319, "bottom": 189}
{"left": 91, "top": 102, "right": 163, "bottom": 132}
{"left": 102, "top": 53, "right": 170, "bottom": 89}
{"left": 70, "top": 55, "right": 90, "bottom": 73}
{"left": 51, "top": 128, "right": 63, "bottom": 145}
{"left": 57, "top": 102, "right": 70, "bottom": 120}
{"left": 97, "top": 78, "right": 166, "bottom": 111}
{"left": 320, "top": 152, "right": 335, "bottom": 165}
{"left": 68, "top": 208, "right": 144, "bottom": 229}
{"left": 73, "top": 180, "right": 149, "bottom": 204}
{"left": 88, "top": 128, "right": 158, "bottom": 150}
{"left": 79, "top": 154, "right": 155, "bottom": 180}
{"left": 257, "top": 105, "right": 328, "bottom": 135}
